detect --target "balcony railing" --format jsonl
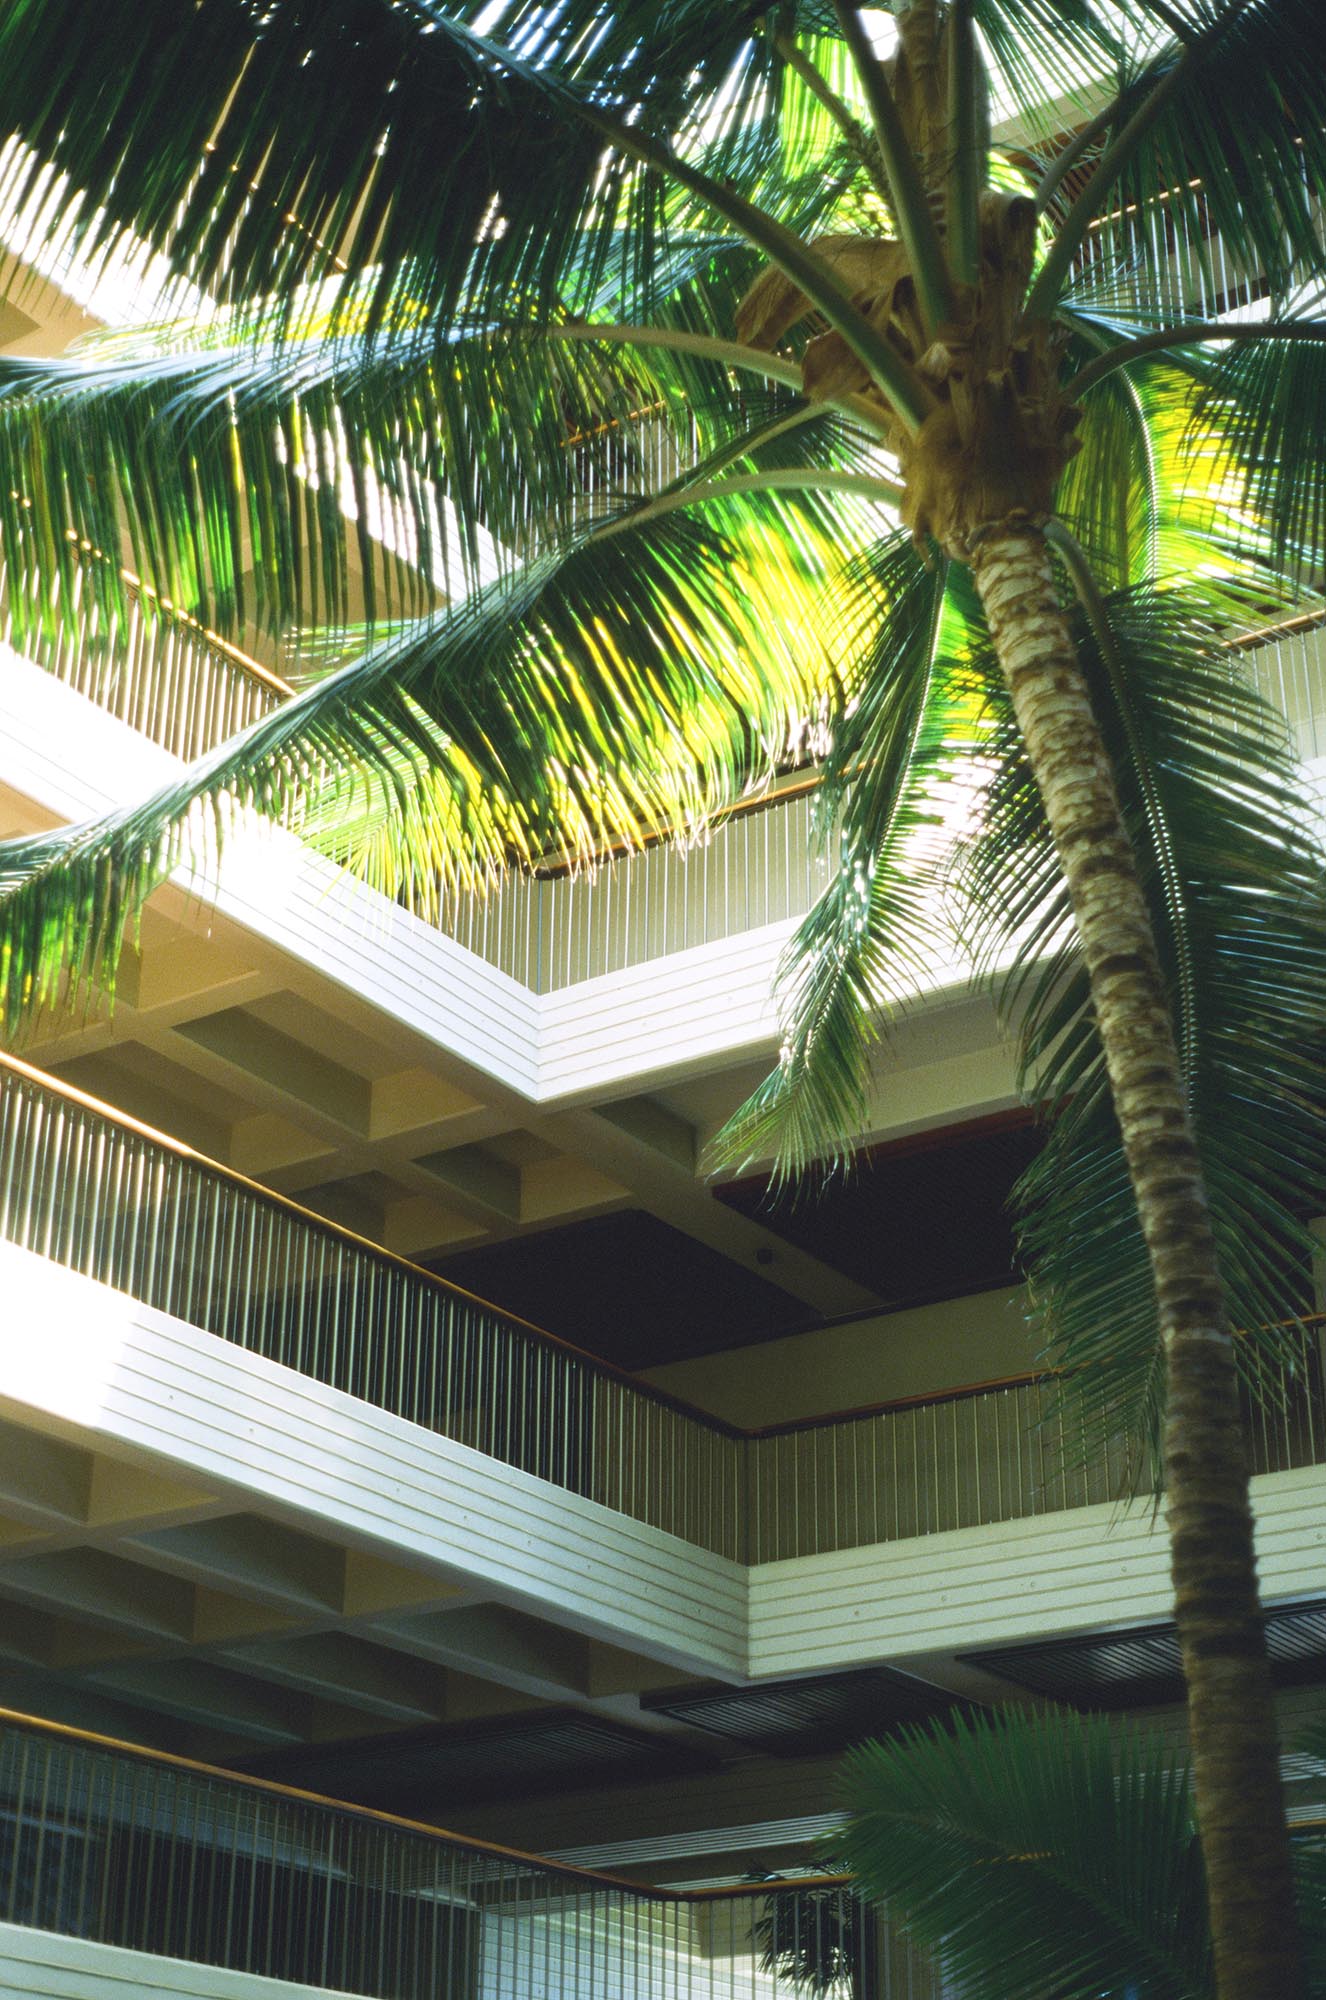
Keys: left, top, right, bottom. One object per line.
{"left": 431, "top": 782, "right": 832, "bottom": 994}
{"left": 2, "top": 556, "right": 288, "bottom": 761}
{"left": 0, "top": 1708, "right": 935, "bottom": 2000}
{"left": 421, "top": 615, "right": 1326, "bottom": 991}
{"left": 4, "top": 1053, "right": 1322, "bottom": 1568}
{"left": 1237, "top": 614, "right": 1326, "bottom": 765}
{"left": 745, "top": 1352, "right": 1325, "bottom": 1564}
{"left": 0, "top": 1051, "right": 746, "bottom": 1557}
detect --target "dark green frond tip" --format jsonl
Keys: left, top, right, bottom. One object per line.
{"left": 704, "top": 534, "right": 968, "bottom": 1192}
{"left": 835, "top": 1705, "right": 1210, "bottom": 2000}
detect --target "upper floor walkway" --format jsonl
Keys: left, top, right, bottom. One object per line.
{"left": 0, "top": 1704, "right": 940, "bottom": 2000}
{"left": 1, "top": 1046, "right": 1324, "bottom": 1724}
{"left": 6, "top": 587, "right": 1324, "bottom": 1118}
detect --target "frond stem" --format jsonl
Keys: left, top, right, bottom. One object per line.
{"left": 772, "top": 30, "right": 882, "bottom": 192}
{"left": 829, "top": 2, "right": 956, "bottom": 334}
{"left": 1066, "top": 319, "right": 1326, "bottom": 399}
{"left": 944, "top": 0, "right": 983, "bottom": 287}
{"left": 1026, "top": 0, "right": 1255, "bottom": 319}
{"left": 1035, "top": 75, "right": 1151, "bottom": 215}
{"left": 588, "top": 123, "right": 935, "bottom": 430}
{"left": 1143, "top": 0, "right": 1199, "bottom": 40}
{"left": 546, "top": 322, "right": 896, "bottom": 437}
{"left": 433, "top": 14, "right": 937, "bottom": 431}
{"left": 593, "top": 468, "right": 904, "bottom": 541}
{"left": 1025, "top": 57, "right": 1190, "bottom": 319}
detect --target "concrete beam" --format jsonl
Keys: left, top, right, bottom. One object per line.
{"left": 217, "top": 1632, "right": 448, "bottom": 1723}
{"left": 122, "top": 1513, "right": 346, "bottom": 1615}
{"left": 365, "top": 1604, "right": 591, "bottom": 1703}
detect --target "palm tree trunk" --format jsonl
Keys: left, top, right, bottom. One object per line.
{"left": 967, "top": 520, "right": 1303, "bottom": 2000}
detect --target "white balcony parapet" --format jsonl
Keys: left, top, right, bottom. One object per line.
{"left": 0, "top": 1719, "right": 937, "bottom": 2000}
{"left": 1, "top": 1062, "right": 1321, "bottom": 1583}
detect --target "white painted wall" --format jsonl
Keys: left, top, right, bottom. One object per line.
{"left": 0, "top": 1241, "right": 747, "bottom": 1682}
{"left": 0, "top": 1922, "right": 356, "bottom": 2000}
{"left": 0, "top": 652, "right": 973, "bottom": 1106}
{"left": 747, "top": 1460, "right": 1326, "bottom": 1678}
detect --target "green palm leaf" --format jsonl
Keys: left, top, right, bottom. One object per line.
{"left": 0, "top": 505, "right": 826, "bottom": 1034}
{"left": 1186, "top": 324, "right": 1326, "bottom": 583}
{"left": 1057, "top": 310, "right": 1319, "bottom": 610}
{"left": 1118, "top": 1, "right": 1326, "bottom": 307}
{"left": 708, "top": 532, "right": 969, "bottom": 1184}
{"left": 1028, "top": 2, "right": 1326, "bottom": 317}
{"left": 836, "top": 1706, "right": 1211, "bottom": 2000}
{"left": 0, "top": 0, "right": 797, "bottom": 329}
{"left": 0, "top": 318, "right": 685, "bottom": 639}
{"left": 0, "top": 300, "right": 883, "bottom": 649}
{"left": 959, "top": 579, "right": 1326, "bottom": 1465}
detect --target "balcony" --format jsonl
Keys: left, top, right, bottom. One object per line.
{"left": 2, "top": 1051, "right": 1321, "bottom": 1575}
{"left": 4, "top": 554, "right": 1323, "bottom": 1008}
{"left": 0, "top": 1707, "right": 932, "bottom": 2000}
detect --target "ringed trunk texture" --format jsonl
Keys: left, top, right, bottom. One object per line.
{"left": 968, "top": 522, "right": 1302, "bottom": 2000}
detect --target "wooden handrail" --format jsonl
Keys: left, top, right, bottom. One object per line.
{"left": 0, "top": 1046, "right": 745, "bottom": 1439}
{"left": 5, "top": 1047, "right": 1320, "bottom": 1451}
{"left": 524, "top": 768, "right": 823, "bottom": 882}
{"left": 58, "top": 534, "right": 296, "bottom": 698}
{"left": 743, "top": 1368, "right": 1052, "bottom": 1438}
{"left": 0, "top": 1704, "right": 848, "bottom": 1902}
{"left": 747, "top": 1315, "right": 1326, "bottom": 1439}
{"left": 3, "top": 1700, "right": 1321, "bottom": 1911}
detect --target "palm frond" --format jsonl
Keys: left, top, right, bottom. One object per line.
{"left": 1038, "top": 0, "right": 1326, "bottom": 318}
{"left": 0, "top": 288, "right": 880, "bottom": 647}
{"left": 835, "top": 1706, "right": 1210, "bottom": 2000}
{"left": 1055, "top": 340, "right": 1162, "bottom": 588}
{"left": 1185, "top": 324, "right": 1326, "bottom": 584}
{"left": 1055, "top": 311, "right": 1319, "bottom": 601}
{"left": 707, "top": 533, "right": 968, "bottom": 1185}
{"left": 959, "top": 580, "right": 1326, "bottom": 1467}
{"left": 970, "top": 0, "right": 1131, "bottom": 144}
{"left": 0, "top": 505, "right": 827, "bottom": 1035}
{"left": 0, "top": 1, "right": 810, "bottom": 332}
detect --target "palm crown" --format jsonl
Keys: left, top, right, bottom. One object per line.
{"left": 0, "top": 3, "right": 1324, "bottom": 1993}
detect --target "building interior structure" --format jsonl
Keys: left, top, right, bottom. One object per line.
{"left": 0, "top": 31, "right": 1325, "bottom": 2000}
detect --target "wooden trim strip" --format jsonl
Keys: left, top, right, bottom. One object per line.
{"left": 6, "top": 1050, "right": 1318, "bottom": 1451}
{"left": 0, "top": 1048, "right": 745, "bottom": 1439}
{"left": 747, "top": 1312, "right": 1326, "bottom": 1438}
{"left": 61, "top": 536, "right": 295, "bottom": 698}
{"left": 0, "top": 1705, "right": 848, "bottom": 1902}
{"left": 744, "top": 1368, "right": 1051, "bottom": 1438}
{"left": 526, "top": 769, "right": 823, "bottom": 881}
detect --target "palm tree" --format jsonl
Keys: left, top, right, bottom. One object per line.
{"left": 832, "top": 1701, "right": 1325, "bottom": 2000}
{"left": 0, "top": 4, "right": 1323, "bottom": 1993}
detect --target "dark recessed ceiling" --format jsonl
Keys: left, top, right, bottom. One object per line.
{"left": 434, "top": 1210, "right": 809, "bottom": 1369}
{"left": 718, "top": 1112, "right": 1041, "bottom": 1308}
{"left": 433, "top": 1114, "right": 1041, "bottom": 1370}
{"left": 243, "top": 1708, "right": 716, "bottom": 1812}
{"left": 641, "top": 1665, "right": 963, "bottom": 1756}
{"left": 969, "top": 1599, "right": 1326, "bottom": 1710}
